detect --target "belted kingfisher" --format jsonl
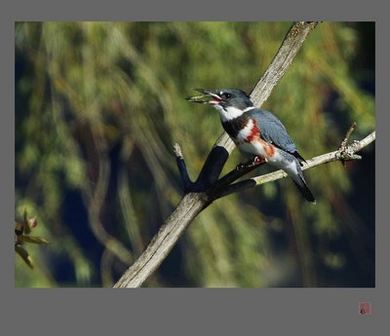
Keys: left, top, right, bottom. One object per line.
{"left": 186, "top": 88, "right": 316, "bottom": 203}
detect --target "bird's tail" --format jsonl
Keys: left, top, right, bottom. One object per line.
{"left": 291, "top": 164, "right": 316, "bottom": 203}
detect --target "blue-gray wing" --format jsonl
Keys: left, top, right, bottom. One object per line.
{"left": 248, "top": 109, "right": 305, "bottom": 161}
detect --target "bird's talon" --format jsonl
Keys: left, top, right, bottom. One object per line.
{"left": 236, "top": 156, "right": 265, "bottom": 170}
{"left": 253, "top": 156, "right": 265, "bottom": 165}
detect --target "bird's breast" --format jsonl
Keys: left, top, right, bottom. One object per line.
{"left": 232, "top": 118, "right": 277, "bottom": 159}
{"left": 223, "top": 116, "right": 259, "bottom": 142}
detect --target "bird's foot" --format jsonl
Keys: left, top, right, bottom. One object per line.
{"left": 236, "top": 156, "right": 266, "bottom": 171}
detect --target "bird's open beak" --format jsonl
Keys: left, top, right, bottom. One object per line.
{"left": 186, "top": 89, "right": 222, "bottom": 105}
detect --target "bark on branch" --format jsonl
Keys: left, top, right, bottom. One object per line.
{"left": 113, "top": 21, "right": 375, "bottom": 289}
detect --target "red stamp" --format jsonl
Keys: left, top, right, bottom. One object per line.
{"left": 359, "top": 302, "right": 372, "bottom": 315}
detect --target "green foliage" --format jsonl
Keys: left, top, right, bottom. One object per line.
{"left": 15, "top": 209, "right": 49, "bottom": 270}
{"left": 15, "top": 22, "right": 375, "bottom": 287}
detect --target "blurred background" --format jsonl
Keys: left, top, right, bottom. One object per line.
{"left": 15, "top": 22, "right": 375, "bottom": 287}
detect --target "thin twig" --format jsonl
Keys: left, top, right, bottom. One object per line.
{"left": 339, "top": 121, "right": 357, "bottom": 151}
{"left": 260, "top": 131, "right": 375, "bottom": 183}
{"left": 338, "top": 121, "right": 358, "bottom": 166}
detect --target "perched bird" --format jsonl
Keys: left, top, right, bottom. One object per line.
{"left": 186, "top": 88, "right": 316, "bottom": 203}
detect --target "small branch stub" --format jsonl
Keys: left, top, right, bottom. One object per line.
{"left": 337, "top": 122, "right": 362, "bottom": 164}
{"left": 173, "top": 143, "right": 183, "bottom": 158}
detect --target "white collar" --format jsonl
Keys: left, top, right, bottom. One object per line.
{"left": 243, "top": 106, "right": 256, "bottom": 112}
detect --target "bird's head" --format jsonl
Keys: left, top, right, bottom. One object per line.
{"left": 186, "top": 88, "right": 254, "bottom": 121}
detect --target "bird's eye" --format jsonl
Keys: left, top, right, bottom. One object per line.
{"left": 222, "top": 92, "right": 232, "bottom": 99}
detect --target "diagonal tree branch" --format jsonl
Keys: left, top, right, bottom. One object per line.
{"left": 114, "top": 21, "right": 326, "bottom": 288}
{"left": 250, "top": 21, "right": 319, "bottom": 107}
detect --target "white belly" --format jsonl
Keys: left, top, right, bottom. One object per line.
{"left": 238, "top": 141, "right": 267, "bottom": 157}
{"left": 238, "top": 141, "right": 300, "bottom": 177}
